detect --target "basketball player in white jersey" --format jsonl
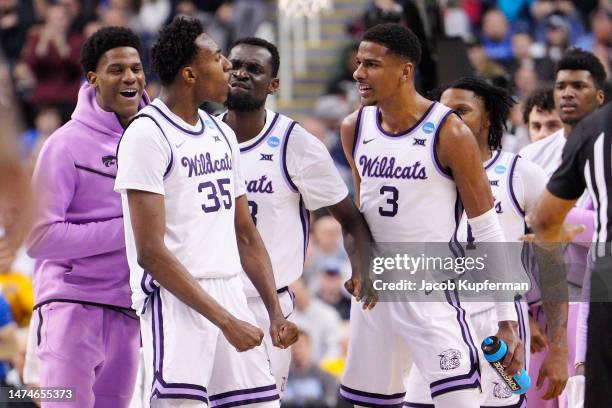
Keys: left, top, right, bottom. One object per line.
{"left": 404, "top": 77, "right": 560, "bottom": 407}
{"left": 221, "top": 37, "right": 376, "bottom": 394}
{"left": 339, "top": 24, "right": 523, "bottom": 408}
{"left": 115, "top": 18, "right": 297, "bottom": 407}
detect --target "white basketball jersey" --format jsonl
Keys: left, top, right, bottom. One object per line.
{"left": 353, "top": 102, "right": 458, "bottom": 242}
{"left": 235, "top": 110, "right": 309, "bottom": 296}
{"left": 116, "top": 99, "right": 245, "bottom": 313}
{"left": 457, "top": 151, "right": 530, "bottom": 314}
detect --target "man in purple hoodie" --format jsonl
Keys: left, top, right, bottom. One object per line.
{"left": 25, "top": 27, "right": 147, "bottom": 407}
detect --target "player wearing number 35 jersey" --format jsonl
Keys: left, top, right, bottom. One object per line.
{"left": 115, "top": 18, "right": 297, "bottom": 408}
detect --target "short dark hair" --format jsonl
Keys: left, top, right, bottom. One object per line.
{"left": 151, "top": 16, "right": 203, "bottom": 86}
{"left": 555, "top": 48, "right": 607, "bottom": 90}
{"left": 80, "top": 26, "right": 143, "bottom": 74}
{"left": 432, "top": 76, "right": 515, "bottom": 151}
{"left": 231, "top": 37, "right": 280, "bottom": 77}
{"left": 522, "top": 87, "right": 556, "bottom": 124}
{"left": 362, "top": 23, "right": 422, "bottom": 65}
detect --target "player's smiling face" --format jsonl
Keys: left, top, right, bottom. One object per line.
{"left": 191, "top": 33, "right": 232, "bottom": 104}
{"left": 353, "top": 41, "right": 409, "bottom": 106}
{"left": 226, "top": 44, "right": 278, "bottom": 111}
{"left": 440, "top": 88, "right": 489, "bottom": 144}
{"left": 89, "top": 46, "right": 144, "bottom": 124}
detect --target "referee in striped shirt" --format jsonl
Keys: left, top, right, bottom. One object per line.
{"left": 530, "top": 101, "right": 612, "bottom": 407}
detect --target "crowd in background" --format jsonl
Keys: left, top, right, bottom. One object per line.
{"left": 0, "top": 0, "right": 610, "bottom": 406}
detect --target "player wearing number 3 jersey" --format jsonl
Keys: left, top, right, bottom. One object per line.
{"left": 339, "top": 24, "right": 524, "bottom": 408}
{"left": 115, "top": 18, "right": 297, "bottom": 408}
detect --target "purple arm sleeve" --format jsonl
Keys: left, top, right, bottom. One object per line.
{"left": 25, "top": 138, "right": 125, "bottom": 260}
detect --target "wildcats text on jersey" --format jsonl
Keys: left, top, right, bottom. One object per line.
{"left": 359, "top": 155, "right": 427, "bottom": 180}
{"left": 181, "top": 152, "right": 232, "bottom": 177}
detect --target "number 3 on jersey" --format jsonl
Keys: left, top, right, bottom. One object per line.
{"left": 379, "top": 185, "right": 398, "bottom": 217}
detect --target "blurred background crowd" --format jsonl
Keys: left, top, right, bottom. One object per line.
{"left": 0, "top": 0, "right": 610, "bottom": 406}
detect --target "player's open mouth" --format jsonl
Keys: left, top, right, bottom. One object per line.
{"left": 358, "top": 83, "right": 372, "bottom": 96}
{"left": 119, "top": 89, "right": 138, "bottom": 98}
{"left": 230, "top": 82, "right": 249, "bottom": 90}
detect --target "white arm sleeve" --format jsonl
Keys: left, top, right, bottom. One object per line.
{"left": 114, "top": 117, "right": 171, "bottom": 195}
{"left": 468, "top": 208, "right": 517, "bottom": 322}
{"left": 514, "top": 157, "right": 548, "bottom": 217}
{"left": 285, "top": 124, "right": 348, "bottom": 210}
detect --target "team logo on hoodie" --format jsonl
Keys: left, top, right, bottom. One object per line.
{"left": 102, "top": 155, "right": 117, "bottom": 167}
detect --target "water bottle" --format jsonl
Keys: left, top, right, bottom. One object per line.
{"left": 481, "top": 336, "right": 531, "bottom": 395}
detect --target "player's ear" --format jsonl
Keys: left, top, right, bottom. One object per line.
{"left": 401, "top": 62, "right": 413, "bottom": 83}
{"left": 86, "top": 71, "right": 98, "bottom": 88}
{"left": 596, "top": 89, "right": 604, "bottom": 106}
{"left": 182, "top": 66, "right": 196, "bottom": 84}
{"left": 268, "top": 77, "right": 279, "bottom": 95}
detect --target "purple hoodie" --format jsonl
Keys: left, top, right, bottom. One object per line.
{"left": 26, "top": 83, "right": 148, "bottom": 309}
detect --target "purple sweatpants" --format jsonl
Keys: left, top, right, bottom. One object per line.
{"left": 35, "top": 302, "right": 140, "bottom": 407}
{"left": 527, "top": 303, "right": 580, "bottom": 408}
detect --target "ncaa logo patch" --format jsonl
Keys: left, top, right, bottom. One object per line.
{"left": 438, "top": 349, "right": 462, "bottom": 370}
{"left": 267, "top": 136, "right": 280, "bottom": 148}
{"left": 422, "top": 122, "right": 435, "bottom": 134}
{"left": 494, "top": 165, "right": 507, "bottom": 174}
{"left": 204, "top": 119, "right": 215, "bottom": 129}
{"left": 493, "top": 381, "right": 512, "bottom": 399}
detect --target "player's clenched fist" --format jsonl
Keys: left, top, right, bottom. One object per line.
{"left": 222, "top": 318, "right": 264, "bottom": 352}
{"left": 270, "top": 317, "right": 299, "bottom": 349}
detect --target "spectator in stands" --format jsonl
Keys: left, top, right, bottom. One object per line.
{"left": 22, "top": 4, "right": 84, "bottom": 122}
{"left": 0, "top": 0, "right": 35, "bottom": 65}
{"left": 575, "top": 7, "right": 611, "bottom": 53}
{"left": 539, "top": 13, "right": 573, "bottom": 63}
{"left": 494, "top": 0, "right": 533, "bottom": 30}
{"left": 504, "top": 31, "right": 555, "bottom": 81}
{"left": 21, "top": 106, "right": 60, "bottom": 166}
{"left": 465, "top": 37, "right": 510, "bottom": 88}
{"left": 522, "top": 86, "right": 563, "bottom": 142}
{"left": 513, "top": 65, "right": 538, "bottom": 100}
{"left": 316, "top": 268, "right": 351, "bottom": 320}
{"left": 531, "top": 1, "right": 586, "bottom": 42}
{"left": 290, "top": 278, "right": 341, "bottom": 362}
{"left": 283, "top": 330, "right": 339, "bottom": 408}
{"left": 480, "top": 9, "right": 514, "bottom": 61}
{"left": 304, "top": 216, "right": 351, "bottom": 286}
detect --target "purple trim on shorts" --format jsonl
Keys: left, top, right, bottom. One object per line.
{"left": 448, "top": 194, "right": 465, "bottom": 258}
{"left": 239, "top": 112, "right": 280, "bottom": 153}
{"left": 339, "top": 385, "right": 405, "bottom": 407}
{"left": 376, "top": 102, "right": 436, "bottom": 139}
{"left": 403, "top": 402, "right": 434, "bottom": 408}
{"left": 351, "top": 107, "right": 365, "bottom": 160}
{"left": 514, "top": 300, "right": 527, "bottom": 352}
{"left": 429, "top": 290, "right": 480, "bottom": 398}
{"left": 429, "top": 370, "right": 480, "bottom": 398}
{"left": 280, "top": 121, "right": 299, "bottom": 193}
{"left": 150, "top": 104, "right": 205, "bottom": 136}
{"left": 481, "top": 393, "right": 526, "bottom": 408}
{"left": 430, "top": 108, "right": 454, "bottom": 179}
{"left": 508, "top": 154, "right": 525, "bottom": 217}
{"left": 209, "top": 384, "right": 279, "bottom": 407}
{"left": 149, "top": 289, "right": 209, "bottom": 403}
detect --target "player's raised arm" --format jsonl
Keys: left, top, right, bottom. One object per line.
{"left": 234, "top": 195, "right": 298, "bottom": 349}
{"left": 437, "top": 113, "right": 524, "bottom": 375}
